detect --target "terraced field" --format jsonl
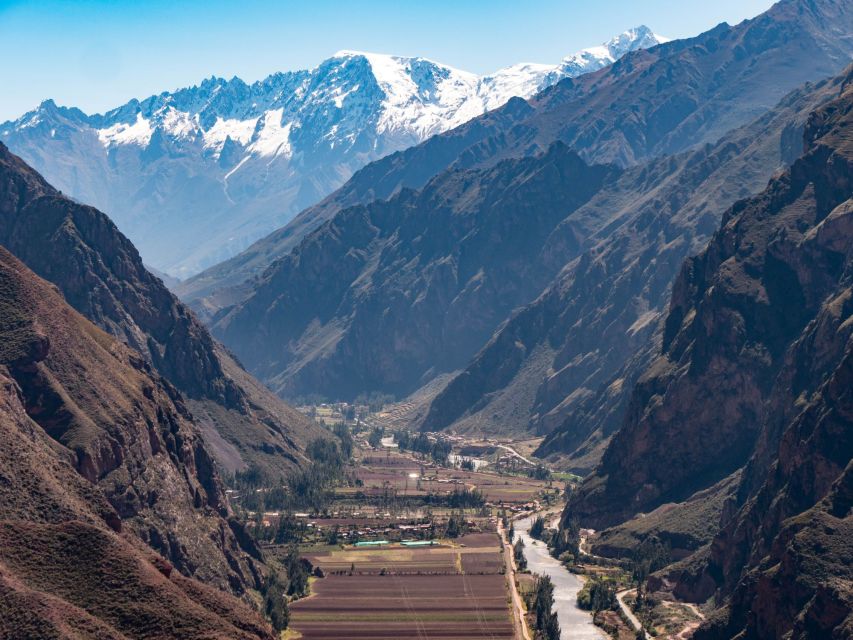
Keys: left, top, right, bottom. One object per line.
{"left": 305, "top": 545, "right": 459, "bottom": 574}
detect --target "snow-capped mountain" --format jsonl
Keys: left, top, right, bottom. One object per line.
{"left": 1, "top": 26, "right": 666, "bottom": 277}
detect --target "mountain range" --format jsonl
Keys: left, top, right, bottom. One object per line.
{"left": 0, "top": 27, "right": 665, "bottom": 278}
{"left": 197, "top": 0, "right": 853, "bottom": 440}
{"left": 426, "top": 68, "right": 843, "bottom": 462}
{"left": 180, "top": 0, "right": 853, "bottom": 315}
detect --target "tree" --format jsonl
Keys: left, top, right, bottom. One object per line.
{"left": 446, "top": 512, "right": 466, "bottom": 538}
{"left": 537, "top": 611, "right": 560, "bottom": 640}
{"left": 444, "top": 487, "right": 485, "bottom": 509}
{"left": 282, "top": 545, "right": 310, "bottom": 597}
{"left": 577, "top": 577, "right": 616, "bottom": 612}
{"left": 401, "top": 432, "right": 433, "bottom": 456}
{"left": 529, "top": 464, "right": 551, "bottom": 481}
{"left": 325, "top": 525, "right": 341, "bottom": 545}
{"left": 368, "top": 427, "right": 384, "bottom": 449}
{"left": 263, "top": 571, "right": 289, "bottom": 632}
{"left": 430, "top": 440, "right": 452, "bottom": 465}
{"left": 631, "top": 536, "right": 671, "bottom": 604}
{"left": 513, "top": 538, "right": 527, "bottom": 571}
{"left": 306, "top": 438, "right": 344, "bottom": 467}
{"left": 396, "top": 430, "right": 411, "bottom": 450}
{"left": 530, "top": 516, "right": 546, "bottom": 540}
{"left": 532, "top": 575, "right": 560, "bottom": 640}
{"left": 275, "top": 513, "right": 305, "bottom": 544}
{"left": 332, "top": 423, "right": 354, "bottom": 459}
{"left": 551, "top": 516, "right": 580, "bottom": 560}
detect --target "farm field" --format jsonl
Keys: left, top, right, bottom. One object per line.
{"left": 303, "top": 533, "right": 504, "bottom": 575}
{"left": 346, "top": 451, "right": 553, "bottom": 505}
{"left": 290, "top": 533, "right": 513, "bottom": 639}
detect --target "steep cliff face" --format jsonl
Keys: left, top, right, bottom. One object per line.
{"left": 0, "top": 369, "right": 272, "bottom": 639}
{"left": 214, "top": 144, "right": 617, "bottom": 400}
{"left": 0, "top": 143, "right": 231, "bottom": 402}
{"left": 694, "top": 354, "right": 853, "bottom": 639}
{"left": 688, "top": 86, "right": 853, "bottom": 639}
{"left": 0, "top": 248, "right": 272, "bottom": 637}
{"left": 0, "top": 142, "right": 321, "bottom": 479}
{"left": 569, "top": 67, "right": 853, "bottom": 529}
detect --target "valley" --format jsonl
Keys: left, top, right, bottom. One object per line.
{"left": 227, "top": 400, "right": 708, "bottom": 639}
{"left": 232, "top": 422, "right": 562, "bottom": 638}
{"left": 0, "top": 0, "right": 851, "bottom": 638}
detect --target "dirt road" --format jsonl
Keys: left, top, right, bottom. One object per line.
{"left": 498, "top": 518, "right": 531, "bottom": 640}
{"left": 496, "top": 444, "right": 536, "bottom": 466}
{"left": 616, "top": 589, "right": 651, "bottom": 639}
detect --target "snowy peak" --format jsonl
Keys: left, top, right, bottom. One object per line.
{"left": 598, "top": 25, "right": 668, "bottom": 59}
{"left": 562, "top": 25, "right": 666, "bottom": 71}
{"left": 321, "top": 50, "right": 482, "bottom": 139}
{"left": 480, "top": 25, "right": 666, "bottom": 109}
{"left": 5, "top": 26, "right": 667, "bottom": 160}
{"left": 0, "top": 26, "right": 667, "bottom": 276}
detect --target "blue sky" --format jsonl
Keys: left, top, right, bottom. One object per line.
{"left": 0, "top": 0, "right": 774, "bottom": 121}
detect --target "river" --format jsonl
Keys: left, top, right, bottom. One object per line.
{"left": 515, "top": 515, "right": 606, "bottom": 639}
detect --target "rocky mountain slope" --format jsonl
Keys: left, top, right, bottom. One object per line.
{"left": 428, "top": 64, "right": 848, "bottom": 469}
{"left": 569, "top": 63, "right": 853, "bottom": 639}
{"left": 203, "top": 0, "right": 853, "bottom": 413}
{"left": 0, "top": 28, "right": 664, "bottom": 278}
{"left": 0, "top": 247, "right": 272, "bottom": 638}
{"left": 0, "top": 141, "right": 322, "bottom": 480}
{"left": 214, "top": 144, "right": 617, "bottom": 400}
{"left": 181, "top": 0, "right": 853, "bottom": 315}
{"left": 568, "top": 65, "right": 853, "bottom": 528}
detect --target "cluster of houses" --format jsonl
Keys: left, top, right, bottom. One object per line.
{"left": 505, "top": 501, "right": 540, "bottom": 515}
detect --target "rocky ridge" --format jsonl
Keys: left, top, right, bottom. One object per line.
{"left": 181, "top": 0, "right": 853, "bottom": 317}
{"left": 430, "top": 66, "right": 849, "bottom": 470}
{"left": 569, "top": 62, "right": 853, "bottom": 639}
{"left": 0, "top": 247, "right": 272, "bottom": 637}
{"left": 0, "top": 141, "right": 322, "bottom": 480}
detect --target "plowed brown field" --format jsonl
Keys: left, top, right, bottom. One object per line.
{"left": 291, "top": 533, "right": 513, "bottom": 639}
{"left": 290, "top": 574, "right": 513, "bottom": 639}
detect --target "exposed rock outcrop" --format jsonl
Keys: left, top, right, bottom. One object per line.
{"left": 215, "top": 144, "right": 617, "bottom": 400}
{"left": 424, "top": 66, "right": 848, "bottom": 459}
